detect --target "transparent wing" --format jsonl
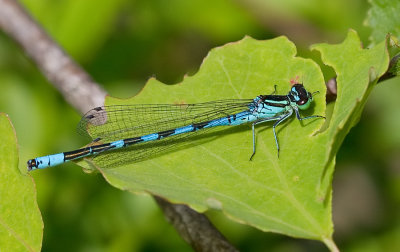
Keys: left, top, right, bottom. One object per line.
{"left": 78, "top": 100, "right": 253, "bottom": 141}
{"left": 77, "top": 99, "right": 255, "bottom": 168}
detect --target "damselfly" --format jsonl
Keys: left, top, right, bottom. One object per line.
{"left": 27, "top": 83, "right": 324, "bottom": 171}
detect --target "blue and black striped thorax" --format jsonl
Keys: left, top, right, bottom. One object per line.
{"left": 249, "top": 84, "right": 313, "bottom": 114}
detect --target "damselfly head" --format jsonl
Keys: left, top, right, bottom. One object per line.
{"left": 289, "top": 83, "right": 313, "bottom": 110}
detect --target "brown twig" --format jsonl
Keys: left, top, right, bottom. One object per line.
{"left": 0, "top": 0, "right": 236, "bottom": 250}
{"left": 155, "top": 197, "right": 238, "bottom": 252}
{"left": 0, "top": 0, "right": 105, "bottom": 114}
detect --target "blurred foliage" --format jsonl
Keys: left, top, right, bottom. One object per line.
{"left": 365, "top": 0, "right": 400, "bottom": 45}
{"left": 0, "top": 0, "right": 399, "bottom": 251}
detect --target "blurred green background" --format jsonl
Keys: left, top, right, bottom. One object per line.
{"left": 0, "top": 0, "right": 399, "bottom": 251}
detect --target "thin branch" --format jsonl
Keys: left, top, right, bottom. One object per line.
{"left": 0, "top": 0, "right": 105, "bottom": 114}
{"left": 0, "top": 0, "right": 236, "bottom": 250}
{"left": 155, "top": 197, "right": 238, "bottom": 252}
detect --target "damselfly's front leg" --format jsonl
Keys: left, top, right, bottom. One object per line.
{"left": 293, "top": 107, "right": 325, "bottom": 121}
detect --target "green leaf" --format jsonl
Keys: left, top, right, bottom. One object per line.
{"left": 81, "top": 36, "right": 331, "bottom": 240}
{"left": 0, "top": 113, "right": 43, "bottom": 251}
{"left": 77, "top": 31, "right": 388, "bottom": 248}
{"left": 312, "top": 30, "right": 389, "bottom": 159}
{"left": 365, "top": 0, "right": 400, "bottom": 44}
{"left": 310, "top": 29, "right": 388, "bottom": 248}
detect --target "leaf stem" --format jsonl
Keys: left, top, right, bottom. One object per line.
{"left": 323, "top": 237, "right": 340, "bottom": 252}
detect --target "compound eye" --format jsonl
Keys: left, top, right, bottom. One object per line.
{"left": 296, "top": 97, "right": 308, "bottom": 106}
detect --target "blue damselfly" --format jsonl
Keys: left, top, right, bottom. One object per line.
{"left": 27, "top": 83, "right": 324, "bottom": 171}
